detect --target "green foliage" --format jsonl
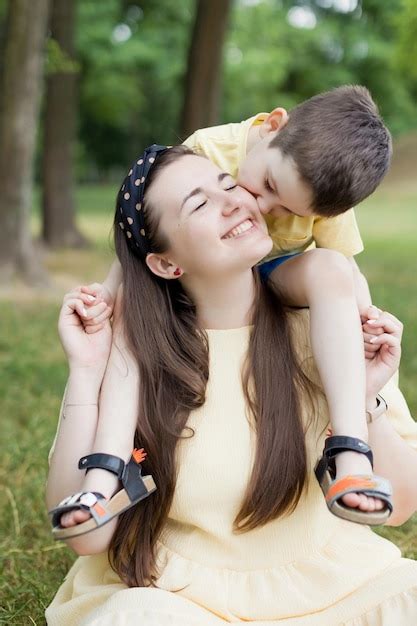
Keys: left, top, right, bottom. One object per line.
{"left": 222, "top": 0, "right": 417, "bottom": 135}
{"left": 395, "top": 0, "right": 417, "bottom": 82}
{"left": 76, "top": 0, "right": 194, "bottom": 174}
{"left": 45, "top": 38, "right": 80, "bottom": 75}
{"left": 68, "top": 0, "right": 417, "bottom": 176}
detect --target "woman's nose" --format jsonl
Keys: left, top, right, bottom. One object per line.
{"left": 221, "top": 194, "right": 240, "bottom": 216}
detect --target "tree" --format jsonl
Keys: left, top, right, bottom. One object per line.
{"left": 0, "top": 0, "right": 49, "bottom": 284}
{"left": 42, "top": 0, "right": 87, "bottom": 247}
{"left": 180, "top": 0, "right": 232, "bottom": 138}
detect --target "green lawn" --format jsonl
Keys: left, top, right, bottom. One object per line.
{"left": 1, "top": 179, "right": 417, "bottom": 624}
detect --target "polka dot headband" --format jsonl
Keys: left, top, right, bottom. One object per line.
{"left": 117, "top": 144, "right": 171, "bottom": 259}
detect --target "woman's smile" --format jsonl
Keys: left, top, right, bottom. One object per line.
{"left": 222, "top": 218, "right": 256, "bottom": 240}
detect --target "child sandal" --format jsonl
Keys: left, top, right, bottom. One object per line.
{"left": 314, "top": 435, "right": 393, "bottom": 525}
{"left": 49, "top": 448, "right": 156, "bottom": 540}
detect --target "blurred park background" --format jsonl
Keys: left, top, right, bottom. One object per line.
{"left": 1, "top": 0, "right": 417, "bottom": 623}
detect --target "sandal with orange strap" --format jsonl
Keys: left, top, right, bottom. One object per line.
{"left": 49, "top": 448, "right": 156, "bottom": 540}
{"left": 314, "top": 435, "right": 393, "bottom": 525}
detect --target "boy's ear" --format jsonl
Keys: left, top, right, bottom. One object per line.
{"left": 145, "top": 253, "right": 181, "bottom": 280}
{"left": 259, "top": 107, "right": 288, "bottom": 138}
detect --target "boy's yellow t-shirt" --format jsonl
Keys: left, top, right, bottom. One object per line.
{"left": 183, "top": 114, "right": 364, "bottom": 261}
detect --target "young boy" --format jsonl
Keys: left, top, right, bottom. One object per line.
{"left": 82, "top": 86, "right": 393, "bottom": 518}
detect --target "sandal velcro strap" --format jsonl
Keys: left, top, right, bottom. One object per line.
{"left": 78, "top": 453, "right": 125, "bottom": 478}
{"left": 314, "top": 436, "right": 374, "bottom": 485}
{"left": 78, "top": 449, "right": 150, "bottom": 503}
{"left": 322, "top": 436, "right": 374, "bottom": 468}
{"left": 49, "top": 491, "right": 112, "bottom": 527}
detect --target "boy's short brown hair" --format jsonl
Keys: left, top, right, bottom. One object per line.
{"left": 269, "top": 85, "right": 392, "bottom": 217}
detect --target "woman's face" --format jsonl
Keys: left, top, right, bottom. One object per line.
{"left": 146, "top": 155, "right": 272, "bottom": 279}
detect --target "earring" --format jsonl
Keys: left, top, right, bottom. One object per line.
{"left": 174, "top": 268, "right": 181, "bottom": 276}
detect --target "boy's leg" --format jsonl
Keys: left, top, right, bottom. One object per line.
{"left": 268, "top": 248, "right": 383, "bottom": 512}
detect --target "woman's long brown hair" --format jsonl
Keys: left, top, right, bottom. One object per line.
{"left": 109, "top": 146, "right": 314, "bottom": 587}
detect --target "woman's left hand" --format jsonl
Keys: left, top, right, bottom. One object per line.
{"left": 364, "top": 309, "right": 403, "bottom": 401}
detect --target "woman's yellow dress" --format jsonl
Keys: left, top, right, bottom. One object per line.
{"left": 46, "top": 318, "right": 417, "bottom": 625}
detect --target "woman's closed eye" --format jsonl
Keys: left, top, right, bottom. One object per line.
{"left": 193, "top": 200, "right": 207, "bottom": 212}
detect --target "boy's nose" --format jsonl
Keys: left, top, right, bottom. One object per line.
{"left": 256, "top": 196, "right": 270, "bottom": 215}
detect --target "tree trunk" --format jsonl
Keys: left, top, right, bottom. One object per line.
{"left": 42, "top": 0, "right": 87, "bottom": 248}
{"left": 0, "top": 6, "right": 8, "bottom": 128}
{"left": 180, "top": 0, "right": 232, "bottom": 138}
{"left": 0, "top": 0, "right": 50, "bottom": 285}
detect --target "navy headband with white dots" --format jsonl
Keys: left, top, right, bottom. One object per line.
{"left": 117, "top": 144, "right": 171, "bottom": 259}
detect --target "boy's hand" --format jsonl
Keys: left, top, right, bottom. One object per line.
{"left": 361, "top": 305, "right": 384, "bottom": 360}
{"left": 79, "top": 283, "right": 114, "bottom": 334}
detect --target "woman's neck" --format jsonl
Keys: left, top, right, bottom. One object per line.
{"left": 185, "top": 270, "right": 256, "bottom": 330}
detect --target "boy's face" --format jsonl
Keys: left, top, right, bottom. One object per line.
{"left": 237, "top": 135, "right": 314, "bottom": 220}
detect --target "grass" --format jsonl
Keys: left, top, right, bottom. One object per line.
{"left": 1, "top": 177, "right": 417, "bottom": 624}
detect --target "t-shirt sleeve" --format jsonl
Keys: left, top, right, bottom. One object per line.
{"left": 183, "top": 131, "right": 199, "bottom": 152}
{"left": 312, "top": 208, "right": 364, "bottom": 257}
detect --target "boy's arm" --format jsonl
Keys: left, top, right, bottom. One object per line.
{"left": 103, "top": 258, "right": 123, "bottom": 303}
{"left": 347, "top": 256, "right": 372, "bottom": 314}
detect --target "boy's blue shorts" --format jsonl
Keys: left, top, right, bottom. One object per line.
{"left": 257, "top": 254, "right": 300, "bottom": 282}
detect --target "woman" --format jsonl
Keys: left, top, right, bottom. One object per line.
{"left": 46, "top": 145, "right": 417, "bottom": 625}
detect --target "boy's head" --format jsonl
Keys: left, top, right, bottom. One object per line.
{"left": 237, "top": 85, "right": 392, "bottom": 219}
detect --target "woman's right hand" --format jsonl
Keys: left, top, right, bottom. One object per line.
{"left": 364, "top": 309, "right": 403, "bottom": 403}
{"left": 58, "top": 286, "right": 113, "bottom": 375}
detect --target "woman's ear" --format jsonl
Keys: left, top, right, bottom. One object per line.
{"left": 259, "top": 107, "right": 288, "bottom": 139}
{"left": 146, "top": 253, "right": 182, "bottom": 280}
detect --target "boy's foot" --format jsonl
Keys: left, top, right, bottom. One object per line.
{"left": 315, "top": 435, "right": 393, "bottom": 525}
{"left": 50, "top": 449, "right": 155, "bottom": 540}
{"left": 60, "top": 509, "right": 92, "bottom": 527}
{"left": 334, "top": 450, "right": 385, "bottom": 511}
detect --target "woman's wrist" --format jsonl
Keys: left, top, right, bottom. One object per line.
{"left": 66, "top": 368, "right": 103, "bottom": 404}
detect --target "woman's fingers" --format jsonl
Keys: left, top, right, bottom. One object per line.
{"left": 61, "top": 286, "right": 113, "bottom": 333}
{"left": 369, "top": 332, "right": 401, "bottom": 348}
{"left": 367, "top": 316, "right": 399, "bottom": 334}
{"left": 64, "top": 288, "right": 98, "bottom": 306}
{"left": 61, "top": 297, "right": 89, "bottom": 321}
{"left": 362, "top": 322, "right": 384, "bottom": 335}
{"left": 85, "top": 323, "right": 105, "bottom": 335}
{"left": 84, "top": 306, "right": 112, "bottom": 326}
{"left": 366, "top": 309, "right": 402, "bottom": 328}
{"left": 363, "top": 331, "right": 383, "bottom": 344}
{"left": 362, "top": 305, "right": 381, "bottom": 322}
{"left": 82, "top": 302, "right": 111, "bottom": 327}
